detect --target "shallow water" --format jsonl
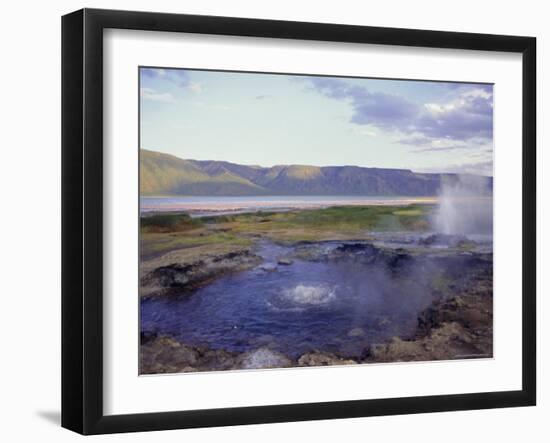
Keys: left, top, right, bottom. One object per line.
{"left": 140, "top": 242, "right": 445, "bottom": 358}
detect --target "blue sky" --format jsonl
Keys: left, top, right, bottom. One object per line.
{"left": 140, "top": 67, "right": 493, "bottom": 176}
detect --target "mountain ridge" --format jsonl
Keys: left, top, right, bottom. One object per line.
{"left": 140, "top": 149, "right": 492, "bottom": 196}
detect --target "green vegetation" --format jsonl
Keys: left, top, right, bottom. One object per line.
{"left": 140, "top": 213, "right": 202, "bottom": 233}
{"left": 392, "top": 208, "right": 423, "bottom": 217}
{"left": 141, "top": 231, "right": 252, "bottom": 258}
{"left": 205, "top": 205, "right": 431, "bottom": 239}
{"left": 140, "top": 205, "right": 434, "bottom": 257}
{"left": 141, "top": 213, "right": 250, "bottom": 257}
{"left": 292, "top": 205, "right": 429, "bottom": 230}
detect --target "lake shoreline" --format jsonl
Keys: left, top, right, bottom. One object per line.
{"left": 140, "top": 195, "right": 440, "bottom": 217}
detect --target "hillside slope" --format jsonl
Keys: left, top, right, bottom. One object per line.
{"left": 140, "top": 149, "right": 491, "bottom": 196}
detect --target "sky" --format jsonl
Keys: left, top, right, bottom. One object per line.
{"left": 140, "top": 67, "right": 494, "bottom": 176}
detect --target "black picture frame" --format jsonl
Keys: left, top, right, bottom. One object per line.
{"left": 61, "top": 8, "right": 536, "bottom": 435}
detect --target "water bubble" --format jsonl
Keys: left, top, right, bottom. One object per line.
{"left": 282, "top": 284, "right": 337, "bottom": 306}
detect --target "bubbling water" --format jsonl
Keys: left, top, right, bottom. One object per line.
{"left": 282, "top": 284, "right": 337, "bottom": 305}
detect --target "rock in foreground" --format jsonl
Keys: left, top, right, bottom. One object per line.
{"left": 237, "top": 348, "right": 293, "bottom": 369}
{"left": 298, "top": 352, "right": 357, "bottom": 367}
{"left": 140, "top": 245, "right": 262, "bottom": 298}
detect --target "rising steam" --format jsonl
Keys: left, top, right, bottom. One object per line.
{"left": 433, "top": 175, "right": 493, "bottom": 236}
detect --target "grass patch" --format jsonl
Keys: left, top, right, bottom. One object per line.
{"left": 140, "top": 231, "right": 252, "bottom": 258}
{"left": 392, "top": 208, "right": 423, "bottom": 217}
{"left": 246, "top": 205, "right": 430, "bottom": 231}
{"left": 211, "top": 205, "right": 433, "bottom": 242}
{"left": 206, "top": 205, "right": 431, "bottom": 229}
{"left": 141, "top": 213, "right": 202, "bottom": 233}
{"left": 140, "top": 205, "right": 434, "bottom": 256}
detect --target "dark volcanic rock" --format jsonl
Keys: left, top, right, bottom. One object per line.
{"left": 140, "top": 330, "right": 158, "bottom": 345}
{"left": 323, "top": 242, "right": 415, "bottom": 271}
{"left": 291, "top": 241, "right": 383, "bottom": 263}
{"left": 327, "top": 242, "right": 383, "bottom": 264}
{"left": 335, "top": 243, "right": 378, "bottom": 255}
{"left": 141, "top": 249, "right": 262, "bottom": 298}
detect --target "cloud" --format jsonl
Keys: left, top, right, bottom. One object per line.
{"left": 350, "top": 127, "right": 378, "bottom": 137}
{"left": 255, "top": 95, "right": 272, "bottom": 100}
{"left": 350, "top": 91, "right": 419, "bottom": 129}
{"left": 397, "top": 135, "right": 470, "bottom": 153}
{"left": 305, "top": 77, "right": 493, "bottom": 148}
{"left": 395, "top": 134, "right": 494, "bottom": 154}
{"left": 417, "top": 160, "right": 494, "bottom": 176}
{"left": 188, "top": 82, "right": 203, "bottom": 93}
{"left": 308, "top": 77, "right": 353, "bottom": 99}
{"left": 416, "top": 91, "right": 493, "bottom": 141}
{"left": 444, "top": 82, "right": 493, "bottom": 95}
{"left": 309, "top": 78, "right": 419, "bottom": 133}
{"left": 140, "top": 87, "right": 175, "bottom": 103}
{"left": 141, "top": 68, "right": 166, "bottom": 78}
{"left": 140, "top": 68, "right": 203, "bottom": 93}
{"left": 141, "top": 67, "right": 189, "bottom": 86}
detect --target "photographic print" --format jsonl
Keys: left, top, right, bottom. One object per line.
{"left": 138, "top": 67, "right": 494, "bottom": 375}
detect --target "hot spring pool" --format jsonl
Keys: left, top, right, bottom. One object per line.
{"left": 140, "top": 242, "right": 447, "bottom": 358}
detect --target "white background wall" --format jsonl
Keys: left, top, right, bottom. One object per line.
{"left": 0, "top": 0, "right": 546, "bottom": 441}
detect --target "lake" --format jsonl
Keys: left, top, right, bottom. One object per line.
{"left": 140, "top": 195, "right": 437, "bottom": 216}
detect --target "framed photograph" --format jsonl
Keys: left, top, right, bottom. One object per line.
{"left": 62, "top": 8, "right": 536, "bottom": 435}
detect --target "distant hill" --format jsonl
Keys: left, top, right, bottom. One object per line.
{"left": 140, "top": 149, "right": 492, "bottom": 196}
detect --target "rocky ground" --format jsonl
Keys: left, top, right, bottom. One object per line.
{"left": 140, "top": 243, "right": 261, "bottom": 298}
{"left": 366, "top": 285, "right": 492, "bottom": 363}
{"left": 139, "top": 234, "right": 492, "bottom": 374}
{"left": 140, "top": 277, "right": 492, "bottom": 374}
{"left": 140, "top": 335, "right": 359, "bottom": 374}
